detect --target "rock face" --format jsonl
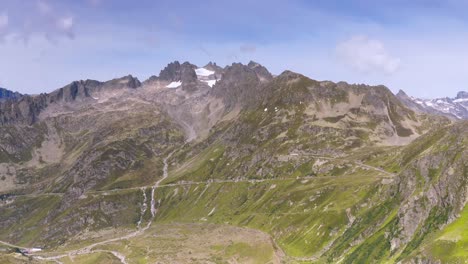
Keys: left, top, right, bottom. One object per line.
{"left": 397, "top": 89, "right": 468, "bottom": 119}
{"left": 48, "top": 80, "right": 96, "bottom": 102}
{"left": 0, "top": 60, "right": 465, "bottom": 263}
{"left": 389, "top": 122, "right": 467, "bottom": 259}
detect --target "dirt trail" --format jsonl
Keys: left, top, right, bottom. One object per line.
{"left": 0, "top": 240, "right": 27, "bottom": 250}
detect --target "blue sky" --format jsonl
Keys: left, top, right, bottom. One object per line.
{"left": 1, "top": 0, "right": 468, "bottom": 98}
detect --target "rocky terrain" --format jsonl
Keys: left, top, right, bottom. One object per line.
{"left": 0, "top": 61, "right": 466, "bottom": 263}
{"left": 397, "top": 90, "right": 468, "bottom": 120}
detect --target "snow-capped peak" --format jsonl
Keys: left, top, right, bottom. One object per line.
{"left": 398, "top": 90, "right": 468, "bottom": 119}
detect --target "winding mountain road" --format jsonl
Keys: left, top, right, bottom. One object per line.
{"left": 2, "top": 153, "right": 395, "bottom": 200}
{"left": 300, "top": 153, "right": 397, "bottom": 178}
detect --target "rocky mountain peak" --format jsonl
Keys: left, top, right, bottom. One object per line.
{"left": 211, "top": 62, "right": 261, "bottom": 109}
{"left": 103, "top": 75, "right": 141, "bottom": 89}
{"left": 158, "top": 61, "right": 197, "bottom": 83}
{"left": 204, "top": 61, "right": 223, "bottom": 73}
{"left": 124, "top": 75, "right": 141, "bottom": 88}
{"left": 48, "top": 80, "right": 94, "bottom": 102}
{"left": 0, "top": 87, "right": 22, "bottom": 101}
{"left": 277, "top": 70, "right": 304, "bottom": 80}
{"left": 247, "top": 61, "right": 273, "bottom": 82}
{"left": 247, "top": 60, "right": 260, "bottom": 67}
{"left": 396, "top": 89, "right": 409, "bottom": 98}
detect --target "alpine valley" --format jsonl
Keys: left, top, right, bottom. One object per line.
{"left": 0, "top": 61, "right": 466, "bottom": 264}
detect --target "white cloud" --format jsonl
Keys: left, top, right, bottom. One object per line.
{"left": 336, "top": 35, "right": 401, "bottom": 75}
{"left": 25, "top": 1, "right": 75, "bottom": 41}
{"left": 57, "top": 16, "right": 73, "bottom": 31}
{"left": 0, "top": 13, "right": 8, "bottom": 29}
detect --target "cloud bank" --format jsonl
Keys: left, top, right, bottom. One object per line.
{"left": 0, "top": 1, "right": 75, "bottom": 43}
{"left": 336, "top": 35, "right": 401, "bottom": 75}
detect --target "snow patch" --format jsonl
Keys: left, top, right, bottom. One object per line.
{"left": 195, "top": 68, "right": 215, "bottom": 77}
{"left": 203, "top": 79, "right": 217, "bottom": 87}
{"left": 454, "top": 98, "right": 468, "bottom": 103}
{"left": 167, "top": 81, "right": 182, "bottom": 88}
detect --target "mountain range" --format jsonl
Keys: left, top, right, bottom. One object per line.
{"left": 0, "top": 61, "right": 466, "bottom": 264}
{"left": 397, "top": 90, "right": 468, "bottom": 120}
